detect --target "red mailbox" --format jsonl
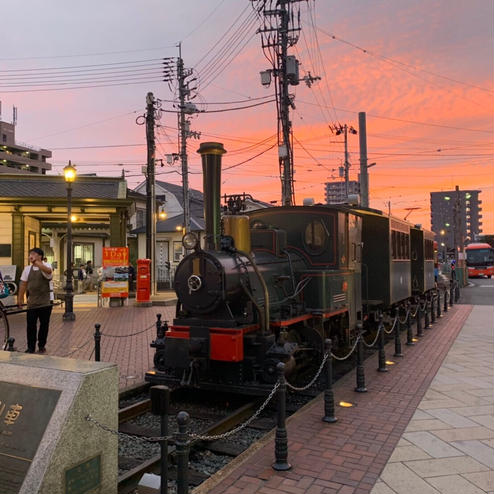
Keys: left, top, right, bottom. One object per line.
{"left": 136, "top": 259, "right": 151, "bottom": 303}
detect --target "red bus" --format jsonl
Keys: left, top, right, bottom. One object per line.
{"left": 465, "top": 243, "right": 494, "bottom": 278}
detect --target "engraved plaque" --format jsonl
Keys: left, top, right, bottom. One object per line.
{"left": 65, "top": 455, "right": 101, "bottom": 494}
{"left": 0, "top": 381, "right": 61, "bottom": 494}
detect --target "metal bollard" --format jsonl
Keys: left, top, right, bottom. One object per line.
{"left": 94, "top": 324, "right": 101, "bottom": 361}
{"left": 406, "top": 304, "right": 414, "bottom": 346}
{"left": 424, "top": 297, "right": 430, "bottom": 329}
{"left": 416, "top": 302, "right": 423, "bottom": 338}
{"left": 450, "top": 284, "right": 454, "bottom": 307}
{"left": 176, "top": 411, "right": 190, "bottom": 494}
{"left": 455, "top": 281, "right": 460, "bottom": 303}
{"left": 151, "top": 386, "right": 170, "bottom": 494}
{"left": 437, "top": 289, "right": 441, "bottom": 318}
{"left": 273, "top": 362, "right": 291, "bottom": 470}
{"left": 393, "top": 307, "right": 403, "bottom": 357}
{"left": 431, "top": 294, "right": 436, "bottom": 325}
{"left": 444, "top": 288, "right": 448, "bottom": 313}
{"left": 6, "top": 337, "right": 15, "bottom": 351}
{"left": 378, "top": 317, "right": 387, "bottom": 372}
{"left": 355, "top": 324, "right": 367, "bottom": 392}
{"left": 322, "top": 339, "right": 337, "bottom": 423}
{"left": 156, "top": 313, "right": 163, "bottom": 338}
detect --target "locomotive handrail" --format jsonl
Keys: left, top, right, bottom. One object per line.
{"left": 237, "top": 250, "right": 270, "bottom": 334}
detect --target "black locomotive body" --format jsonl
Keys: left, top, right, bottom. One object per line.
{"left": 146, "top": 142, "right": 436, "bottom": 394}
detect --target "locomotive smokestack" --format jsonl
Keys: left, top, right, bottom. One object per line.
{"left": 197, "top": 142, "right": 226, "bottom": 250}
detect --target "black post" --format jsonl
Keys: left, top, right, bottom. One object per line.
{"left": 94, "top": 324, "right": 101, "bottom": 362}
{"left": 176, "top": 411, "right": 190, "bottom": 494}
{"left": 156, "top": 313, "right": 163, "bottom": 338}
{"left": 393, "top": 307, "right": 403, "bottom": 357}
{"left": 355, "top": 324, "right": 367, "bottom": 392}
{"left": 151, "top": 386, "right": 170, "bottom": 494}
{"left": 424, "top": 297, "right": 430, "bottom": 329}
{"left": 437, "top": 289, "right": 442, "bottom": 318}
{"left": 431, "top": 293, "right": 436, "bottom": 325}
{"left": 444, "top": 288, "right": 448, "bottom": 313}
{"left": 322, "top": 339, "right": 337, "bottom": 423}
{"left": 450, "top": 284, "right": 454, "bottom": 307}
{"left": 378, "top": 316, "right": 387, "bottom": 372}
{"left": 273, "top": 362, "right": 291, "bottom": 471}
{"left": 406, "top": 303, "right": 414, "bottom": 346}
{"left": 455, "top": 280, "right": 460, "bottom": 303}
{"left": 6, "top": 337, "right": 15, "bottom": 351}
{"left": 416, "top": 301, "right": 423, "bottom": 337}
{"left": 63, "top": 179, "right": 75, "bottom": 321}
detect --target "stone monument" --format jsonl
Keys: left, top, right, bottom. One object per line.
{"left": 0, "top": 351, "right": 118, "bottom": 494}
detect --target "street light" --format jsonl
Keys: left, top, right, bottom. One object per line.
{"left": 63, "top": 161, "right": 76, "bottom": 321}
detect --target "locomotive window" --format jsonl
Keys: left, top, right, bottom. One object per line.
{"left": 391, "top": 231, "right": 397, "bottom": 259}
{"left": 392, "top": 231, "right": 409, "bottom": 259}
{"left": 304, "top": 219, "right": 327, "bottom": 254}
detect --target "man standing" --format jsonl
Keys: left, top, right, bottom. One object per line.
{"left": 17, "top": 247, "right": 53, "bottom": 354}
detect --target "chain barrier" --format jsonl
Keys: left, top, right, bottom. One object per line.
{"left": 286, "top": 353, "right": 328, "bottom": 392}
{"left": 331, "top": 335, "right": 360, "bottom": 361}
{"left": 87, "top": 380, "right": 281, "bottom": 444}
{"left": 419, "top": 301, "right": 427, "bottom": 311}
{"left": 86, "top": 414, "right": 170, "bottom": 443}
{"left": 190, "top": 381, "right": 280, "bottom": 442}
{"left": 60, "top": 337, "right": 93, "bottom": 358}
{"left": 101, "top": 322, "right": 155, "bottom": 339}
{"left": 410, "top": 305, "right": 419, "bottom": 318}
{"left": 398, "top": 309, "right": 410, "bottom": 325}
{"left": 362, "top": 325, "right": 382, "bottom": 348}
{"left": 382, "top": 316, "right": 398, "bottom": 335}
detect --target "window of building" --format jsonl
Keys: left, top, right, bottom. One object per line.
{"left": 73, "top": 243, "right": 95, "bottom": 266}
{"left": 173, "top": 241, "right": 183, "bottom": 262}
{"left": 2, "top": 134, "right": 6, "bottom": 143}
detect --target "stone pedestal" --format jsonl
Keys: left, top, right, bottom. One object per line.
{"left": 0, "top": 351, "right": 118, "bottom": 494}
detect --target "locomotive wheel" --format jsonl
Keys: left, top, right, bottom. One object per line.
{"left": 153, "top": 350, "right": 167, "bottom": 371}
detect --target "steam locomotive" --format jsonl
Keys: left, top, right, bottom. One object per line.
{"left": 146, "top": 142, "right": 435, "bottom": 394}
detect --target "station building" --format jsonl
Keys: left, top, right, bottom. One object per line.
{"left": 0, "top": 173, "right": 131, "bottom": 286}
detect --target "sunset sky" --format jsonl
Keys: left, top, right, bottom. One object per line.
{"left": 1, "top": 0, "right": 493, "bottom": 232}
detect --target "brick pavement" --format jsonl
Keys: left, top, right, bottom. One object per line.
{"left": 4, "top": 302, "right": 176, "bottom": 389}
{"left": 196, "top": 304, "right": 473, "bottom": 494}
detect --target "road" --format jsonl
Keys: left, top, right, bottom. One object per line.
{"left": 458, "top": 276, "right": 494, "bottom": 306}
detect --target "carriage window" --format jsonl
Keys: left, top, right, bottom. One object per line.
{"left": 304, "top": 219, "right": 327, "bottom": 254}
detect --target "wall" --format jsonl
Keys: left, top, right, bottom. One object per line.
{"left": 24, "top": 216, "right": 40, "bottom": 264}
{"left": 0, "top": 212, "right": 12, "bottom": 265}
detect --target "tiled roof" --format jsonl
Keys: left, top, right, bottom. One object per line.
{"left": 0, "top": 177, "right": 124, "bottom": 199}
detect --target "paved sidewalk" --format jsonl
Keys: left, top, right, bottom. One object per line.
{"left": 371, "top": 305, "right": 494, "bottom": 494}
{"left": 197, "top": 304, "right": 476, "bottom": 494}
{"left": 4, "top": 302, "right": 177, "bottom": 389}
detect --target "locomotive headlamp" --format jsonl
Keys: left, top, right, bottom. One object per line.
{"left": 183, "top": 232, "right": 199, "bottom": 250}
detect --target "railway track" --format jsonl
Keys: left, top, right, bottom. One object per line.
{"left": 117, "top": 388, "right": 261, "bottom": 493}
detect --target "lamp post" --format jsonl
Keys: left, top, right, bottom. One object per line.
{"left": 63, "top": 161, "right": 76, "bottom": 321}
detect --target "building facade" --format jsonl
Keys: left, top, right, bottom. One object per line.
{"left": 325, "top": 180, "right": 360, "bottom": 204}
{"left": 430, "top": 188, "right": 482, "bottom": 255}
{"left": 0, "top": 120, "right": 52, "bottom": 174}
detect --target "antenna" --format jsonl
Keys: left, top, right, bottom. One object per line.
{"left": 12, "top": 106, "right": 18, "bottom": 126}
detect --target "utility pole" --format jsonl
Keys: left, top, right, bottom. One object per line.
{"left": 176, "top": 43, "right": 200, "bottom": 234}
{"left": 255, "top": 0, "right": 317, "bottom": 206}
{"left": 335, "top": 124, "right": 357, "bottom": 199}
{"left": 145, "top": 92, "right": 156, "bottom": 293}
{"left": 358, "top": 112, "right": 369, "bottom": 207}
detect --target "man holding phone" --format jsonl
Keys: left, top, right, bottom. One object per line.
{"left": 18, "top": 247, "right": 53, "bottom": 353}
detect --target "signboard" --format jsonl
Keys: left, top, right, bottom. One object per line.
{"left": 0, "top": 381, "right": 61, "bottom": 494}
{"left": 65, "top": 455, "right": 101, "bottom": 494}
{"left": 101, "top": 247, "right": 129, "bottom": 298}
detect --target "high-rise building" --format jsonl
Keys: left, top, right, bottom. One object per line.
{"left": 325, "top": 180, "right": 360, "bottom": 204}
{"left": 430, "top": 188, "right": 482, "bottom": 254}
{"left": 0, "top": 120, "right": 52, "bottom": 174}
